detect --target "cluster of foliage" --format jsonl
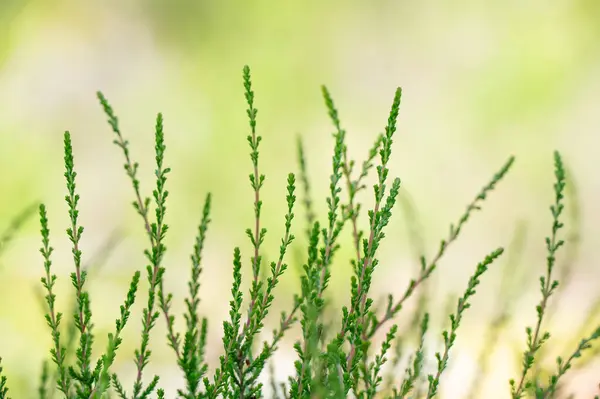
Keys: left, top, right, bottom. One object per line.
{"left": 0, "top": 65, "right": 599, "bottom": 398}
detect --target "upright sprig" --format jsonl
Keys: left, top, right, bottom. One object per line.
{"left": 319, "top": 85, "right": 348, "bottom": 294}
{"left": 426, "top": 247, "right": 504, "bottom": 399}
{"left": 211, "top": 247, "right": 244, "bottom": 399}
{"left": 309, "top": 90, "right": 352, "bottom": 396}
{"left": 345, "top": 87, "right": 403, "bottom": 375}
{"left": 531, "top": 162, "right": 582, "bottom": 385}
{"left": 132, "top": 113, "right": 171, "bottom": 398}
{"left": 242, "top": 64, "right": 268, "bottom": 335}
{"left": 209, "top": 66, "right": 298, "bottom": 399}
{"left": 367, "top": 155, "right": 515, "bottom": 339}
{"left": 316, "top": 85, "right": 347, "bottom": 381}
{"left": 237, "top": 65, "right": 298, "bottom": 398}
{"left": 63, "top": 131, "right": 96, "bottom": 397}
{"left": 39, "top": 204, "right": 71, "bottom": 395}
{"left": 176, "top": 194, "right": 212, "bottom": 399}
{"left": 232, "top": 65, "right": 268, "bottom": 397}
{"left": 355, "top": 87, "right": 402, "bottom": 312}
{"left": 97, "top": 93, "right": 170, "bottom": 398}
{"left": 205, "top": 66, "right": 260, "bottom": 399}
{"left": 92, "top": 271, "right": 141, "bottom": 398}
{"left": 510, "top": 151, "right": 567, "bottom": 398}
{"left": 291, "top": 86, "right": 351, "bottom": 397}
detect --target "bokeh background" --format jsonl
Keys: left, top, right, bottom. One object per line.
{"left": 1, "top": 1, "right": 600, "bottom": 397}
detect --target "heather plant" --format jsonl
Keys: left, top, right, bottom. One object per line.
{"left": 0, "top": 65, "right": 599, "bottom": 398}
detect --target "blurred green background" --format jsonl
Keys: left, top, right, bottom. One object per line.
{"left": 1, "top": 0, "right": 600, "bottom": 397}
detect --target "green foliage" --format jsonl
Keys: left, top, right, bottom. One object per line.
{"left": 0, "top": 65, "right": 599, "bottom": 399}
{"left": 394, "top": 313, "right": 429, "bottom": 398}
{"left": 39, "top": 203, "right": 71, "bottom": 395}
{"left": 426, "top": 248, "right": 504, "bottom": 399}
{"left": 508, "top": 151, "right": 600, "bottom": 399}
{"left": 0, "top": 357, "right": 9, "bottom": 399}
